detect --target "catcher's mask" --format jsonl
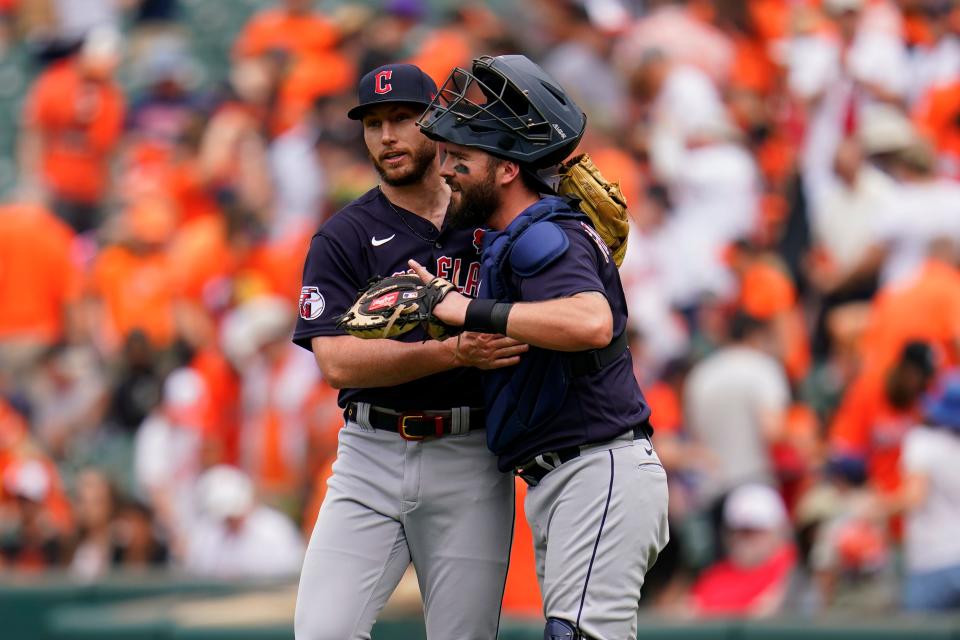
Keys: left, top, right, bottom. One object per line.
{"left": 417, "top": 55, "right": 586, "bottom": 171}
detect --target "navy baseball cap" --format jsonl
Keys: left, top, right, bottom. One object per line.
{"left": 347, "top": 63, "right": 438, "bottom": 120}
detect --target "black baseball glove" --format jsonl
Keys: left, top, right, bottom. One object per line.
{"left": 335, "top": 273, "right": 458, "bottom": 340}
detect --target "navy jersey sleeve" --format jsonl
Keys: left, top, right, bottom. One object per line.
{"left": 517, "top": 223, "right": 607, "bottom": 302}
{"left": 293, "top": 230, "right": 367, "bottom": 350}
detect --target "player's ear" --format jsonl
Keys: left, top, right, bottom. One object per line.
{"left": 497, "top": 159, "right": 521, "bottom": 187}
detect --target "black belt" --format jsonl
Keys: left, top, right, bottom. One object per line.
{"left": 569, "top": 329, "right": 629, "bottom": 377}
{"left": 515, "top": 423, "right": 652, "bottom": 487}
{"left": 345, "top": 402, "right": 485, "bottom": 441}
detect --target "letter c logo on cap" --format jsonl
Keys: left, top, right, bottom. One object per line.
{"left": 374, "top": 70, "right": 393, "bottom": 94}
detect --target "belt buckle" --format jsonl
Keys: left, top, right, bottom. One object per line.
{"left": 398, "top": 414, "right": 444, "bottom": 441}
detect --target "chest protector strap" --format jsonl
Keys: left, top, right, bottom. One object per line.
{"left": 479, "top": 197, "right": 626, "bottom": 456}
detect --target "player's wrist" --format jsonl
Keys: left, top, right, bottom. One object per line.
{"left": 438, "top": 334, "right": 463, "bottom": 367}
{"left": 463, "top": 299, "right": 513, "bottom": 335}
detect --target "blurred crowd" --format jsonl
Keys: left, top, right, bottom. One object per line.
{"left": 1, "top": 0, "right": 960, "bottom": 620}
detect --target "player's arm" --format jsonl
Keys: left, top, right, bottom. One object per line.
{"left": 311, "top": 332, "right": 526, "bottom": 389}
{"left": 408, "top": 260, "right": 613, "bottom": 352}
{"left": 484, "top": 293, "right": 612, "bottom": 352}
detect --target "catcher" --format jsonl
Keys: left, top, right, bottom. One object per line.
{"left": 340, "top": 55, "right": 669, "bottom": 640}
{"left": 337, "top": 155, "right": 629, "bottom": 341}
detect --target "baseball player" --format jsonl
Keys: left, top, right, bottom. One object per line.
{"left": 410, "top": 55, "right": 671, "bottom": 640}
{"left": 292, "top": 63, "right": 523, "bottom": 639}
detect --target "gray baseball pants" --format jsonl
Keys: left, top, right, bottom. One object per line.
{"left": 294, "top": 420, "right": 514, "bottom": 640}
{"left": 525, "top": 432, "right": 670, "bottom": 640}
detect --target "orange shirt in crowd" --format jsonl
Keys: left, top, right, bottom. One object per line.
{"left": 501, "top": 479, "right": 542, "bottom": 618}
{"left": 190, "top": 348, "right": 242, "bottom": 466}
{"left": 644, "top": 380, "right": 682, "bottom": 435}
{"left": 274, "top": 49, "right": 355, "bottom": 135}
{"left": 913, "top": 82, "right": 960, "bottom": 180}
{"left": 588, "top": 145, "right": 642, "bottom": 213}
{"left": 233, "top": 8, "right": 339, "bottom": 59}
{"left": 23, "top": 59, "right": 125, "bottom": 204}
{"left": 828, "top": 373, "right": 920, "bottom": 495}
{"left": 407, "top": 28, "right": 472, "bottom": 87}
{"left": 0, "top": 204, "right": 81, "bottom": 343}
{"left": 858, "top": 259, "right": 960, "bottom": 377}
{"left": 89, "top": 246, "right": 178, "bottom": 349}
{"left": 738, "top": 259, "right": 811, "bottom": 382}
{"left": 168, "top": 215, "right": 307, "bottom": 308}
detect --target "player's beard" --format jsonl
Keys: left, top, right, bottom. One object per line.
{"left": 371, "top": 139, "right": 436, "bottom": 187}
{"left": 446, "top": 164, "right": 500, "bottom": 230}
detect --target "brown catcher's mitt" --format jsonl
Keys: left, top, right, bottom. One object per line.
{"left": 557, "top": 153, "right": 629, "bottom": 267}
{"left": 335, "top": 274, "right": 458, "bottom": 340}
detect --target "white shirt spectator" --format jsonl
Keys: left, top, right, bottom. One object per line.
{"left": 907, "top": 35, "right": 960, "bottom": 106}
{"left": 269, "top": 123, "right": 326, "bottom": 240}
{"left": 648, "top": 64, "right": 729, "bottom": 182}
{"left": 53, "top": 0, "right": 120, "bottom": 40}
{"left": 185, "top": 505, "right": 305, "bottom": 578}
{"left": 685, "top": 345, "right": 790, "bottom": 503}
{"left": 901, "top": 426, "right": 960, "bottom": 572}
{"left": 790, "top": 29, "right": 909, "bottom": 212}
{"left": 811, "top": 166, "right": 894, "bottom": 271}
{"left": 652, "top": 141, "right": 758, "bottom": 308}
{"left": 872, "top": 179, "right": 960, "bottom": 287}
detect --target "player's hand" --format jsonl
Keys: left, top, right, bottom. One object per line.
{"left": 451, "top": 332, "right": 528, "bottom": 369}
{"left": 408, "top": 259, "right": 469, "bottom": 326}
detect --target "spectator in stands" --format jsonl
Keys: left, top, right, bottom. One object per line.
{"left": 19, "top": 26, "right": 125, "bottom": 233}
{"left": 220, "top": 295, "right": 320, "bottom": 513}
{"left": 691, "top": 483, "right": 798, "bottom": 617}
{"left": 789, "top": 0, "right": 909, "bottom": 213}
{"left": 0, "top": 201, "right": 82, "bottom": 391}
{"left": 685, "top": 312, "right": 789, "bottom": 528}
{"left": 267, "top": 97, "right": 326, "bottom": 241}
{"left": 133, "top": 366, "right": 209, "bottom": 553}
{"left": 0, "top": 458, "right": 68, "bottom": 571}
{"left": 25, "top": 343, "right": 106, "bottom": 459}
{"left": 727, "top": 239, "right": 810, "bottom": 382}
{"left": 890, "top": 371, "right": 960, "bottom": 611}
{"left": 183, "top": 465, "right": 304, "bottom": 578}
{"left": 803, "top": 457, "right": 896, "bottom": 612}
{"left": 233, "top": 0, "right": 337, "bottom": 62}
{"left": 87, "top": 197, "right": 183, "bottom": 354}
{"left": 69, "top": 467, "right": 118, "bottom": 580}
{"left": 829, "top": 341, "right": 939, "bottom": 506}
{"left": 110, "top": 498, "right": 169, "bottom": 570}
{"left": 104, "top": 331, "right": 165, "bottom": 434}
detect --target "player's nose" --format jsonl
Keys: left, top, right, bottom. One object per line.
{"left": 439, "top": 155, "right": 455, "bottom": 178}
{"left": 380, "top": 122, "right": 399, "bottom": 144}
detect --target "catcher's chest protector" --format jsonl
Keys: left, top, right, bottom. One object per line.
{"left": 478, "top": 197, "right": 589, "bottom": 455}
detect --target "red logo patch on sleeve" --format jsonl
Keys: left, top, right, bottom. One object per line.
{"left": 368, "top": 291, "right": 400, "bottom": 311}
{"left": 299, "top": 286, "right": 325, "bottom": 320}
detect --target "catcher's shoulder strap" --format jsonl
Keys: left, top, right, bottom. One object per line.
{"left": 569, "top": 328, "right": 629, "bottom": 377}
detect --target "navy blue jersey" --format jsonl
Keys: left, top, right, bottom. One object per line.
{"left": 496, "top": 215, "right": 649, "bottom": 470}
{"left": 293, "top": 187, "right": 485, "bottom": 411}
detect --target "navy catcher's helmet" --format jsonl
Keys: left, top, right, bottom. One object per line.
{"left": 417, "top": 55, "right": 586, "bottom": 169}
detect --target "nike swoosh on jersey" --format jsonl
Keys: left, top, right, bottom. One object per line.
{"left": 371, "top": 234, "right": 396, "bottom": 247}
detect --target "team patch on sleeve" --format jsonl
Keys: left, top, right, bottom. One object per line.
{"left": 299, "top": 286, "right": 326, "bottom": 320}
{"left": 580, "top": 221, "right": 611, "bottom": 264}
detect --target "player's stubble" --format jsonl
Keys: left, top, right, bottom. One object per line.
{"left": 369, "top": 136, "right": 437, "bottom": 187}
